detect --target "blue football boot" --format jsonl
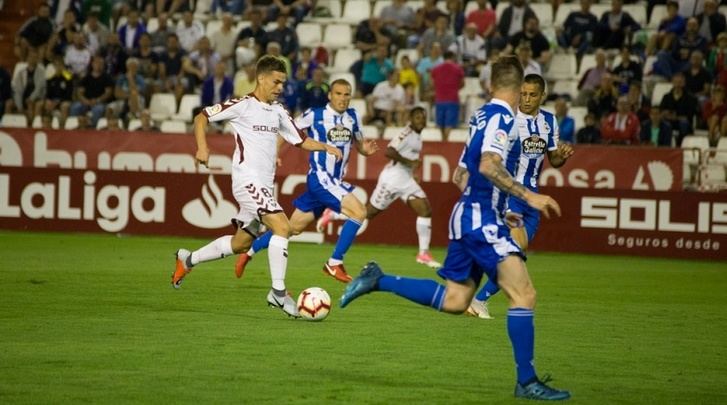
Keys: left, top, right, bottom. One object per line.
{"left": 339, "top": 261, "right": 384, "bottom": 308}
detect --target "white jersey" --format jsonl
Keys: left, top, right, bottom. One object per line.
{"left": 371, "top": 125, "right": 426, "bottom": 210}
{"left": 514, "top": 109, "right": 558, "bottom": 191}
{"left": 382, "top": 125, "right": 422, "bottom": 177}
{"left": 295, "top": 104, "right": 362, "bottom": 180}
{"left": 203, "top": 95, "right": 306, "bottom": 187}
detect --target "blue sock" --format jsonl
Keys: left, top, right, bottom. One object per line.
{"left": 378, "top": 275, "right": 446, "bottom": 311}
{"left": 476, "top": 279, "right": 500, "bottom": 302}
{"left": 507, "top": 308, "right": 537, "bottom": 384}
{"left": 331, "top": 219, "right": 361, "bottom": 261}
{"left": 250, "top": 231, "right": 272, "bottom": 255}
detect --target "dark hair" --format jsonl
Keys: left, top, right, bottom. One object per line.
{"left": 410, "top": 106, "right": 426, "bottom": 117}
{"left": 256, "top": 55, "right": 288, "bottom": 76}
{"left": 523, "top": 73, "right": 546, "bottom": 93}
{"left": 443, "top": 50, "right": 456, "bottom": 60}
{"left": 491, "top": 55, "right": 524, "bottom": 91}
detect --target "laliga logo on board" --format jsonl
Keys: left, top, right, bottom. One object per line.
{"left": 633, "top": 161, "right": 673, "bottom": 191}
{"left": 182, "top": 175, "right": 237, "bottom": 229}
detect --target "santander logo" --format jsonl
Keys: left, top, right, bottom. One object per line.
{"left": 633, "top": 161, "right": 674, "bottom": 191}
{"left": 182, "top": 175, "right": 237, "bottom": 229}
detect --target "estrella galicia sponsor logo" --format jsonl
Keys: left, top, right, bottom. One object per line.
{"left": 327, "top": 125, "right": 352, "bottom": 144}
{"left": 522, "top": 135, "right": 546, "bottom": 157}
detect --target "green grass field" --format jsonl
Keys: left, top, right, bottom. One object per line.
{"left": 1, "top": 231, "right": 726, "bottom": 404}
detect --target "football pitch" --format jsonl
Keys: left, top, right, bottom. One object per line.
{"left": 1, "top": 231, "right": 726, "bottom": 404}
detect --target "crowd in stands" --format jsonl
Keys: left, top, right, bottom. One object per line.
{"left": 0, "top": 0, "right": 725, "bottom": 148}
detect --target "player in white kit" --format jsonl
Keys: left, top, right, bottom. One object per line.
{"left": 171, "top": 55, "right": 342, "bottom": 318}
{"left": 317, "top": 107, "right": 442, "bottom": 268}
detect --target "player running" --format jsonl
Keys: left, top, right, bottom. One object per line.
{"left": 234, "top": 78, "right": 379, "bottom": 283}
{"left": 316, "top": 106, "right": 442, "bottom": 268}
{"left": 467, "top": 73, "right": 574, "bottom": 319}
{"left": 339, "top": 56, "right": 571, "bottom": 401}
{"left": 171, "top": 55, "right": 342, "bottom": 318}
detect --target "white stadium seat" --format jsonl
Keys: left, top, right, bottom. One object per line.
{"left": 146, "top": 17, "right": 159, "bottom": 34}
{"left": 711, "top": 138, "right": 727, "bottom": 165}
{"left": 590, "top": 4, "right": 611, "bottom": 20}
{"left": 551, "top": 80, "right": 579, "bottom": 101}
{"left": 383, "top": 126, "right": 406, "bottom": 140}
{"left": 700, "top": 164, "right": 726, "bottom": 187}
{"left": 578, "top": 54, "right": 597, "bottom": 75}
{"left": 330, "top": 48, "right": 361, "bottom": 73}
{"left": 459, "top": 77, "right": 483, "bottom": 99}
{"left": 448, "top": 128, "right": 469, "bottom": 143}
{"left": 95, "top": 117, "right": 108, "bottom": 130}
{"left": 568, "top": 106, "right": 587, "bottom": 132}
{"left": 530, "top": 3, "right": 553, "bottom": 28}
{"left": 295, "top": 23, "right": 322, "bottom": 46}
{"left": 395, "top": 48, "right": 419, "bottom": 68}
{"left": 206, "top": 20, "right": 223, "bottom": 37}
{"left": 64, "top": 116, "right": 79, "bottom": 130}
{"left": 173, "top": 94, "right": 201, "bottom": 122}
{"left": 464, "top": 1, "right": 479, "bottom": 16}
{"left": 495, "top": 2, "right": 508, "bottom": 20}
{"left": 149, "top": 93, "right": 177, "bottom": 121}
{"left": 348, "top": 98, "right": 367, "bottom": 120}
{"left": 546, "top": 53, "right": 576, "bottom": 80}
{"left": 373, "top": 0, "right": 392, "bottom": 17}
{"left": 342, "top": 0, "right": 371, "bottom": 24}
{"left": 309, "top": 0, "right": 342, "bottom": 23}
{"left": 421, "top": 127, "right": 443, "bottom": 142}
{"left": 681, "top": 135, "right": 709, "bottom": 166}
{"left": 361, "top": 125, "right": 379, "bottom": 139}
{"left": 127, "top": 119, "right": 142, "bottom": 131}
{"left": 554, "top": 3, "right": 579, "bottom": 27}
{"left": 323, "top": 24, "right": 353, "bottom": 50}
{"left": 648, "top": 5, "right": 667, "bottom": 29}
{"left": 651, "top": 82, "right": 673, "bottom": 105}
{"left": 1, "top": 114, "right": 28, "bottom": 128}
{"left": 160, "top": 120, "right": 187, "bottom": 133}
{"left": 624, "top": 4, "right": 647, "bottom": 26}
{"left": 329, "top": 72, "right": 356, "bottom": 93}
{"left": 32, "top": 116, "right": 60, "bottom": 129}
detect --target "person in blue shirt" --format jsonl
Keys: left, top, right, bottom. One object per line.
{"left": 298, "top": 67, "right": 330, "bottom": 111}
{"left": 339, "top": 58, "right": 571, "bottom": 401}
{"left": 554, "top": 98, "right": 575, "bottom": 143}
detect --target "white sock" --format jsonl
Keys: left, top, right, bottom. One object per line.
{"left": 416, "top": 217, "right": 432, "bottom": 252}
{"left": 191, "top": 235, "right": 234, "bottom": 266}
{"left": 327, "top": 258, "right": 343, "bottom": 266}
{"left": 268, "top": 235, "right": 289, "bottom": 291}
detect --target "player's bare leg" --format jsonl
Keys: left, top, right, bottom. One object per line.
{"left": 408, "top": 197, "right": 441, "bottom": 268}
{"left": 319, "top": 194, "right": 365, "bottom": 283}
{"left": 260, "top": 211, "right": 299, "bottom": 318}
{"left": 173, "top": 228, "right": 252, "bottom": 289}
{"left": 510, "top": 227, "right": 529, "bottom": 251}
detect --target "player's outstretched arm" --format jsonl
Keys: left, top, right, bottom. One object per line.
{"left": 193, "top": 113, "right": 210, "bottom": 168}
{"left": 355, "top": 139, "right": 379, "bottom": 156}
{"left": 300, "top": 137, "right": 343, "bottom": 161}
{"left": 480, "top": 152, "right": 561, "bottom": 219}
{"left": 547, "top": 143, "right": 574, "bottom": 168}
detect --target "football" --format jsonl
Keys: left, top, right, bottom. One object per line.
{"left": 296, "top": 287, "right": 331, "bottom": 321}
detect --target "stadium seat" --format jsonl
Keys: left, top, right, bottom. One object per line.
{"left": 464, "top": 1, "right": 479, "bottom": 16}
{"left": 323, "top": 24, "right": 353, "bottom": 50}
{"left": 545, "top": 53, "right": 576, "bottom": 80}
{"left": 530, "top": 3, "right": 553, "bottom": 28}
{"left": 44, "top": 63, "right": 56, "bottom": 79}
{"left": 700, "top": 164, "right": 726, "bottom": 188}
{"left": 146, "top": 17, "right": 159, "bottom": 34}
{"left": 551, "top": 80, "right": 579, "bottom": 101}
{"left": 96, "top": 117, "right": 108, "bottom": 130}
{"left": 361, "top": 124, "right": 379, "bottom": 139}
{"left": 373, "top": 0, "right": 392, "bottom": 17}
{"left": 495, "top": 2, "right": 508, "bottom": 20}
{"left": 421, "top": 127, "right": 443, "bottom": 142}
{"left": 296, "top": 23, "right": 322, "bottom": 46}
{"left": 578, "top": 54, "right": 597, "bottom": 75}
{"left": 128, "top": 119, "right": 142, "bottom": 131}
{"left": 681, "top": 135, "right": 709, "bottom": 166}
{"left": 330, "top": 48, "right": 361, "bottom": 73}
{"left": 160, "top": 120, "right": 187, "bottom": 133}
{"left": 342, "top": 0, "right": 371, "bottom": 24}
{"left": 149, "top": 93, "right": 177, "bottom": 121}
{"left": 395, "top": 48, "right": 419, "bottom": 68}
{"left": 568, "top": 106, "right": 587, "bottom": 132}
{"left": 1, "top": 113, "right": 28, "bottom": 128}
{"left": 459, "top": 77, "right": 483, "bottom": 99}
{"left": 206, "top": 20, "right": 223, "bottom": 37}
{"left": 464, "top": 97, "right": 486, "bottom": 125}
{"left": 624, "top": 4, "right": 647, "bottom": 26}
{"left": 236, "top": 20, "right": 251, "bottom": 33}
{"left": 712, "top": 137, "right": 727, "bottom": 164}
{"left": 32, "top": 115, "right": 60, "bottom": 129}
{"left": 12, "top": 62, "right": 27, "bottom": 80}
{"left": 648, "top": 5, "right": 667, "bottom": 29}
{"left": 651, "top": 82, "right": 673, "bottom": 105}
{"left": 349, "top": 98, "right": 367, "bottom": 120}
{"left": 64, "top": 116, "right": 79, "bottom": 130}
{"left": 309, "top": 0, "right": 342, "bottom": 23}
{"left": 329, "top": 72, "right": 356, "bottom": 93}
{"left": 643, "top": 55, "right": 658, "bottom": 76}
{"left": 554, "top": 2, "right": 579, "bottom": 27}
{"left": 383, "top": 126, "right": 406, "bottom": 140}
{"left": 590, "top": 4, "right": 611, "bottom": 20}
{"left": 173, "top": 94, "right": 201, "bottom": 122}
{"left": 683, "top": 162, "right": 692, "bottom": 184}
{"left": 448, "top": 128, "right": 469, "bottom": 143}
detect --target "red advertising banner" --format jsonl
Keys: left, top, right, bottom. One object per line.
{"left": 1, "top": 128, "right": 683, "bottom": 190}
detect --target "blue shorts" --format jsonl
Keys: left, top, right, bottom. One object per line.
{"left": 293, "top": 171, "right": 355, "bottom": 218}
{"left": 435, "top": 102, "right": 460, "bottom": 128}
{"left": 508, "top": 197, "right": 540, "bottom": 242}
{"left": 437, "top": 224, "right": 524, "bottom": 286}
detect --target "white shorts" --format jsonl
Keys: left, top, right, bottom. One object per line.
{"left": 370, "top": 169, "right": 426, "bottom": 211}
{"left": 231, "top": 178, "right": 283, "bottom": 236}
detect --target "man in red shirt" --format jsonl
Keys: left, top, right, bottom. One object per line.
{"left": 601, "top": 96, "right": 641, "bottom": 145}
{"left": 466, "top": 0, "right": 497, "bottom": 38}
{"left": 430, "top": 50, "right": 465, "bottom": 141}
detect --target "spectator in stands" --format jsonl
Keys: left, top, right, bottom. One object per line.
{"left": 594, "top": 0, "right": 640, "bottom": 50}
{"left": 416, "top": 41, "right": 444, "bottom": 99}
{"left": 479, "top": 47, "right": 501, "bottom": 101}
{"left": 292, "top": 47, "right": 318, "bottom": 81}
{"left": 402, "top": 82, "right": 418, "bottom": 111}
{"left": 707, "top": 32, "right": 727, "bottom": 88}
{"left": 0, "top": 66, "right": 11, "bottom": 120}
{"left": 35, "top": 56, "right": 73, "bottom": 130}
{"left": 236, "top": 8, "right": 269, "bottom": 56}
{"left": 380, "top": 0, "right": 417, "bottom": 37}
{"left": 118, "top": 7, "right": 146, "bottom": 51}
{"left": 150, "top": 12, "right": 173, "bottom": 54}
{"left": 703, "top": 85, "right": 727, "bottom": 146}
{"left": 7, "top": 51, "right": 45, "bottom": 125}
{"left": 496, "top": 0, "right": 535, "bottom": 45}
{"left": 445, "top": 0, "right": 466, "bottom": 37}
{"left": 399, "top": 55, "right": 419, "bottom": 90}
{"left": 265, "top": 42, "right": 292, "bottom": 75}
{"left": 451, "top": 22, "right": 487, "bottom": 77}
{"left": 112, "top": 57, "right": 145, "bottom": 120}
{"left": 101, "top": 32, "right": 128, "bottom": 77}
{"left": 83, "top": 0, "right": 112, "bottom": 28}
{"left": 601, "top": 96, "right": 641, "bottom": 145}
{"left": 209, "top": 13, "right": 237, "bottom": 73}
{"left": 627, "top": 82, "right": 651, "bottom": 123}
{"left": 267, "top": 13, "right": 299, "bottom": 62}
{"left": 660, "top": 72, "right": 699, "bottom": 145}
{"left": 233, "top": 63, "right": 256, "bottom": 97}
{"left": 419, "top": 14, "right": 456, "bottom": 59}
{"left": 15, "top": 3, "right": 54, "bottom": 61}
{"left": 554, "top": 98, "right": 575, "bottom": 143}
{"left": 515, "top": 42, "right": 541, "bottom": 77}
{"left": 509, "top": 15, "right": 551, "bottom": 66}
{"left": 587, "top": 73, "right": 619, "bottom": 122}
{"left": 366, "top": 68, "right": 405, "bottom": 126}
{"left": 133, "top": 32, "right": 159, "bottom": 98}
{"left": 63, "top": 31, "right": 92, "bottom": 78}
{"left": 136, "top": 109, "right": 160, "bottom": 132}
{"left": 558, "top": 0, "right": 598, "bottom": 58}
{"left": 282, "top": 66, "right": 305, "bottom": 113}
{"left": 158, "top": 33, "right": 187, "bottom": 103}
{"left": 576, "top": 49, "right": 608, "bottom": 106}
{"left": 696, "top": 0, "right": 726, "bottom": 45}
{"left": 185, "top": 37, "right": 221, "bottom": 89}
{"left": 360, "top": 45, "right": 394, "bottom": 96}
{"left": 201, "top": 61, "right": 233, "bottom": 108}
{"left": 83, "top": 11, "right": 109, "bottom": 56}
{"left": 47, "top": 9, "right": 80, "bottom": 59}
{"left": 69, "top": 55, "right": 113, "bottom": 128}
{"left": 268, "top": 0, "right": 311, "bottom": 25}
{"left": 299, "top": 66, "right": 330, "bottom": 111}
{"left": 355, "top": 17, "right": 393, "bottom": 53}
{"left": 655, "top": 17, "right": 708, "bottom": 79}
{"left": 576, "top": 112, "right": 601, "bottom": 143}
{"left": 683, "top": 50, "right": 712, "bottom": 104}
{"left": 415, "top": 0, "right": 448, "bottom": 33}
{"left": 648, "top": 0, "right": 685, "bottom": 55}
{"left": 640, "top": 106, "right": 673, "bottom": 146}
{"left": 466, "top": 0, "right": 496, "bottom": 38}
{"left": 611, "top": 46, "right": 643, "bottom": 93}
{"left": 431, "top": 50, "right": 464, "bottom": 141}
{"left": 177, "top": 11, "right": 205, "bottom": 53}
{"left": 156, "top": 0, "right": 187, "bottom": 16}
{"left": 102, "top": 108, "right": 123, "bottom": 131}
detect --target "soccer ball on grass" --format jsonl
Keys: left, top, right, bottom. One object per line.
{"left": 296, "top": 287, "right": 331, "bottom": 321}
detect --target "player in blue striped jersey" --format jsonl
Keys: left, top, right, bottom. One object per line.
{"left": 234, "top": 79, "right": 379, "bottom": 283}
{"left": 340, "top": 58, "right": 571, "bottom": 401}
{"left": 468, "top": 74, "right": 574, "bottom": 320}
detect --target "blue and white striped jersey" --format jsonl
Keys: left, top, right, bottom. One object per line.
{"left": 295, "top": 104, "right": 363, "bottom": 180}
{"left": 514, "top": 108, "right": 559, "bottom": 191}
{"left": 450, "top": 99, "right": 521, "bottom": 240}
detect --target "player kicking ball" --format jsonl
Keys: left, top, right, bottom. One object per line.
{"left": 234, "top": 79, "right": 379, "bottom": 283}
{"left": 467, "top": 73, "right": 574, "bottom": 320}
{"left": 316, "top": 106, "right": 442, "bottom": 268}
{"left": 340, "top": 57, "right": 571, "bottom": 400}
{"left": 171, "top": 55, "right": 342, "bottom": 318}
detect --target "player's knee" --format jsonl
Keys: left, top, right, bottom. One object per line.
{"left": 521, "top": 286, "right": 537, "bottom": 308}
{"left": 349, "top": 203, "right": 367, "bottom": 222}
{"left": 442, "top": 293, "right": 470, "bottom": 314}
